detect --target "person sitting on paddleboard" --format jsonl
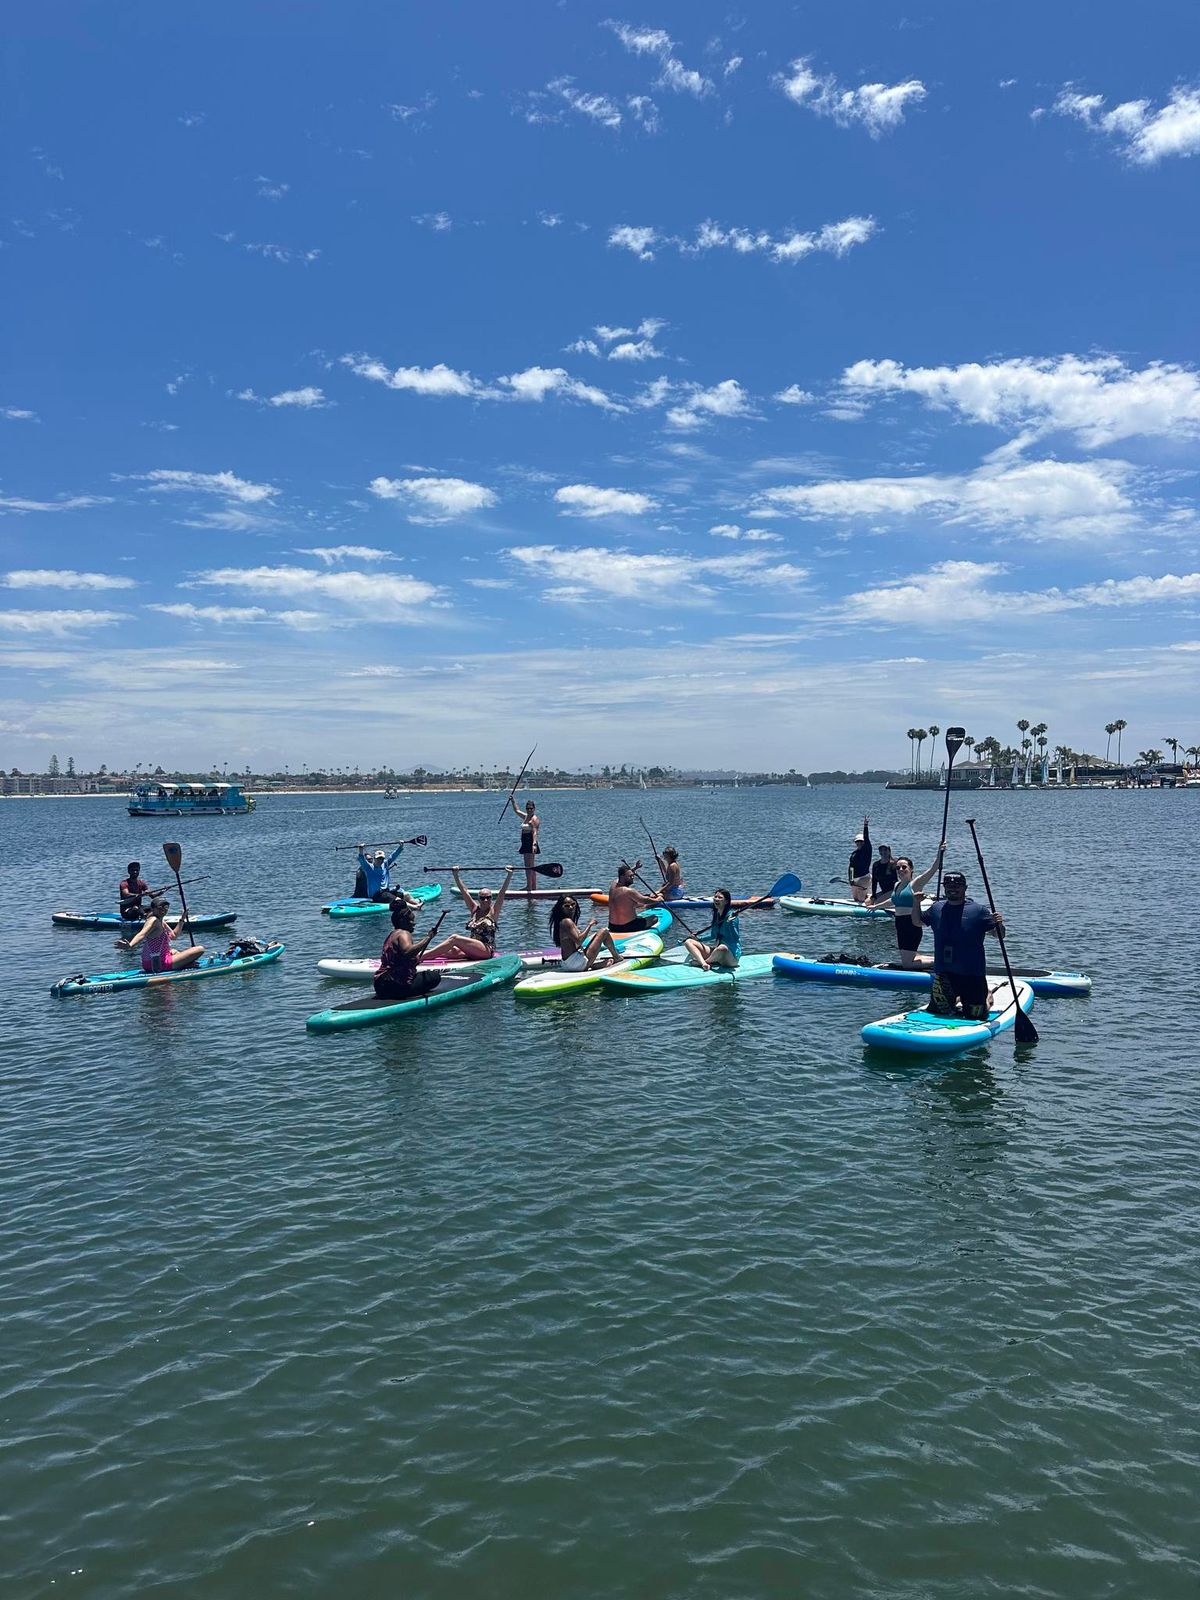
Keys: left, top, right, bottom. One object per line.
{"left": 848, "top": 816, "right": 872, "bottom": 903}
{"left": 869, "top": 843, "right": 898, "bottom": 902}
{"left": 879, "top": 844, "right": 943, "bottom": 967}
{"left": 374, "top": 898, "right": 446, "bottom": 1001}
{"left": 119, "top": 897, "right": 205, "bottom": 974}
{"left": 550, "top": 894, "right": 621, "bottom": 972}
{"left": 606, "top": 862, "right": 660, "bottom": 933}
{"left": 356, "top": 842, "right": 405, "bottom": 903}
{"left": 922, "top": 870, "right": 1004, "bottom": 1019}
{"left": 683, "top": 889, "right": 741, "bottom": 972}
{"left": 118, "top": 862, "right": 150, "bottom": 922}
{"left": 424, "top": 867, "right": 514, "bottom": 962}
{"left": 507, "top": 797, "right": 540, "bottom": 893}
{"left": 655, "top": 844, "right": 685, "bottom": 901}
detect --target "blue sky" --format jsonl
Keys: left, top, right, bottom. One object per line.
{"left": 3, "top": 0, "right": 1199, "bottom": 771}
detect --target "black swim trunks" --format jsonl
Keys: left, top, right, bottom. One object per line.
{"left": 927, "top": 972, "right": 990, "bottom": 1020}
{"left": 608, "top": 915, "right": 653, "bottom": 934}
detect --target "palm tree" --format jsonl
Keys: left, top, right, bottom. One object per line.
{"left": 1187, "top": 744, "right": 1200, "bottom": 770}
{"left": 1114, "top": 718, "right": 1127, "bottom": 766}
{"left": 1164, "top": 736, "right": 1180, "bottom": 765}
{"left": 927, "top": 723, "right": 940, "bottom": 777}
{"left": 1104, "top": 721, "right": 1117, "bottom": 762}
{"left": 964, "top": 734, "right": 976, "bottom": 762}
{"left": 1138, "top": 749, "right": 1163, "bottom": 768}
{"left": 905, "top": 727, "right": 919, "bottom": 777}
{"left": 914, "top": 728, "right": 928, "bottom": 777}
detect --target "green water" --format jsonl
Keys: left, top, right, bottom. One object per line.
{"left": 3, "top": 786, "right": 1196, "bottom": 1597}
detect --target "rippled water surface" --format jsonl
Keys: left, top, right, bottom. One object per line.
{"left": 3, "top": 785, "right": 1197, "bottom": 1598}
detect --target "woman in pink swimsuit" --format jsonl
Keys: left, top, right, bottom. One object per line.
{"left": 120, "top": 898, "right": 205, "bottom": 973}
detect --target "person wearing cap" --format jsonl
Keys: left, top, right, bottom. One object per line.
{"left": 118, "top": 861, "right": 151, "bottom": 922}
{"left": 848, "top": 815, "right": 872, "bottom": 902}
{"left": 921, "top": 870, "right": 1005, "bottom": 1019}
{"left": 374, "top": 897, "right": 447, "bottom": 1001}
{"left": 869, "top": 842, "right": 898, "bottom": 903}
{"left": 355, "top": 841, "right": 406, "bottom": 902}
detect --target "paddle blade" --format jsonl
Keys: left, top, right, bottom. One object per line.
{"left": 409, "top": 835, "right": 428, "bottom": 847}
{"left": 163, "top": 842, "right": 183, "bottom": 873}
{"left": 1014, "top": 1008, "right": 1040, "bottom": 1044}
{"left": 767, "top": 873, "right": 802, "bottom": 898}
{"left": 945, "top": 725, "right": 966, "bottom": 755}
{"left": 535, "top": 862, "right": 565, "bottom": 878}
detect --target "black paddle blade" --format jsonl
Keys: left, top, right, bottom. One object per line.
{"left": 163, "top": 842, "right": 182, "bottom": 872}
{"left": 410, "top": 835, "right": 428, "bottom": 847}
{"left": 945, "top": 725, "right": 966, "bottom": 757}
{"left": 1014, "top": 1008, "right": 1040, "bottom": 1044}
{"left": 537, "top": 862, "right": 565, "bottom": 878}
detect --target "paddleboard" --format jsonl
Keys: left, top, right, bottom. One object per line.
{"left": 590, "top": 892, "right": 777, "bottom": 910}
{"left": 452, "top": 886, "right": 600, "bottom": 902}
{"left": 861, "top": 979, "right": 1034, "bottom": 1055}
{"left": 779, "top": 894, "right": 894, "bottom": 921}
{"left": 317, "top": 948, "right": 562, "bottom": 982}
{"left": 598, "top": 950, "right": 783, "bottom": 993}
{"left": 306, "top": 954, "right": 521, "bottom": 1033}
{"left": 51, "top": 942, "right": 284, "bottom": 996}
{"left": 322, "top": 885, "right": 442, "bottom": 916}
{"left": 773, "top": 953, "right": 1091, "bottom": 999}
{"left": 52, "top": 910, "right": 238, "bottom": 932}
{"left": 513, "top": 909, "right": 672, "bottom": 1001}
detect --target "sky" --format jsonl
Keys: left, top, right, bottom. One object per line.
{"left": 3, "top": 0, "right": 1200, "bottom": 773}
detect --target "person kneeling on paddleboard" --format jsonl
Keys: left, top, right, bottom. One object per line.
{"left": 118, "top": 861, "right": 150, "bottom": 922}
{"left": 879, "top": 844, "right": 943, "bottom": 967}
{"left": 607, "top": 862, "right": 660, "bottom": 933}
{"left": 424, "top": 867, "right": 514, "bottom": 962}
{"left": 655, "top": 844, "right": 685, "bottom": 901}
{"left": 921, "top": 871, "right": 1004, "bottom": 1020}
{"left": 550, "top": 895, "right": 621, "bottom": 972}
{"left": 848, "top": 816, "right": 872, "bottom": 903}
{"left": 683, "top": 889, "right": 742, "bottom": 973}
{"left": 357, "top": 842, "right": 405, "bottom": 903}
{"left": 375, "top": 898, "right": 446, "bottom": 1001}
{"left": 119, "top": 897, "right": 205, "bottom": 974}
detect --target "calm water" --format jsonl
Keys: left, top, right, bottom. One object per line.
{"left": 2, "top": 785, "right": 1197, "bottom": 1599}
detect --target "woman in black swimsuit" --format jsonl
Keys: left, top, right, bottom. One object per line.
{"left": 374, "top": 900, "right": 447, "bottom": 1001}
{"left": 424, "top": 866, "right": 514, "bottom": 962}
{"left": 509, "top": 797, "right": 540, "bottom": 892}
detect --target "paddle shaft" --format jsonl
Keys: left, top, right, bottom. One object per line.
{"left": 639, "top": 815, "right": 667, "bottom": 884}
{"left": 498, "top": 744, "right": 536, "bottom": 825}
{"left": 143, "top": 875, "right": 208, "bottom": 896}
{"left": 424, "top": 862, "right": 564, "bottom": 877}
{"left": 964, "top": 818, "right": 1038, "bottom": 1044}
{"left": 622, "top": 859, "right": 704, "bottom": 941}
{"left": 162, "top": 842, "right": 195, "bottom": 946}
{"left": 333, "top": 836, "right": 427, "bottom": 852}
{"left": 936, "top": 728, "right": 966, "bottom": 898}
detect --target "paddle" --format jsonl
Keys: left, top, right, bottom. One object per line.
{"left": 936, "top": 727, "right": 966, "bottom": 898}
{"left": 162, "top": 841, "right": 196, "bottom": 947}
{"left": 622, "top": 858, "right": 704, "bottom": 941}
{"left": 142, "top": 874, "right": 209, "bottom": 896}
{"left": 424, "top": 862, "right": 565, "bottom": 878}
{"left": 639, "top": 815, "right": 667, "bottom": 884}
{"left": 964, "top": 818, "right": 1038, "bottom": 1045}
{"left": 498, "top": 744, "right": 536, "bottom": 825}
{"left": 333, "top": 836, "right": 427, "bottom": 852}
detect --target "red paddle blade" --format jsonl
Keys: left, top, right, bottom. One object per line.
{"left": 163, "top": 842, "right": 183, "bottom": 873}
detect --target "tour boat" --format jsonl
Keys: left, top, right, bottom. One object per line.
{"left": 127, "top": 780, "right": 255, "bottom": 816}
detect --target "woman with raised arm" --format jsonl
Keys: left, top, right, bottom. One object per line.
{"left": 879, "top": 842, "right": 945, "bottom": 968}
{"left": 508, "top": 797, "right": 540, "bottom": 893}
{"left": 374, "top": 899, "right": 446, "bottom": 1001}
{"left": 424, "top": 866, "right": 515, "bottom": 963}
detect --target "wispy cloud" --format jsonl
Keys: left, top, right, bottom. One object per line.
{"left": 568, "top": 316, "right": 666, "bottom": 360}
{"left": 369, "top": 475, "right": 498, "bottom": 522}
{"left": 608, "top": 215, "right": 877, "bottom": 264}
{"left": 665, "top": 378, "right": 753, "bottom": 430}
{"left": 0, "top": 608, "right": 125, "bottom": 634}
{"left": 2, "top": 407, "right": 37, "bottom": 421}
{"left": 413, "top": 210, "right": 453, "bottom": 231}
{"left": 341, "top": 355, "right": 483, "bottom": 397}
{"left": 342, "top": 354, "right": 623, "bottom": 411}
{"left": 553, "top": 483, "right": 658, "bottom": 518}
{"left": 4, "top": 569, "right": 137, "bottom": 591}
{"left": 148, "top": 602, "right": 325, "bottom": 628}
{"left": 238, "top": 385, "right": 329, "bottom": 408}
{"left": 191, "top": 564, "right": 444, "bottom": 618}
{"left": 1053, "top": 84, "right": 1200, "bottom": 164}
{"left": 777, "top": 57, "right": 927, "bottom": 135}
{"left": 0, "top": 493, "right": 112, "bottom": 514}
{"left": 606, "top": 21, "right": 713, "bottom": 97}
{"left": 296, "top": 546, "right": 397, "bottom": 565}
{"left": 775, "top": 384, "right": 817, "bottom": 405}
{"left": 507, "top": 544, "right": 806, "bottom": 601}
{"left": 709, "top": 525, "right": 782, "bottom": 542}
{"left": 256, "top": 176, "right": 289, "bottom": 200}
{"left": 128, "top": 469, "right": 279, "bottom": 503}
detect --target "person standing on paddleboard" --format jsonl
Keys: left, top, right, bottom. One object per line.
{"left": 606, "top": 862, "right": 660, "bottom": 933}
{"left": 683, "top": 890, "right": 742, "bottom": 972}
{"left": 878, "top": 844, "right": 943, "bottom": 967}
{"left": 374, "top": 898, "right": 445, "bottom": 1001}
{"left": 356, "top": 842, "right": 405, "bottom": 903}
{"left": 550, "top": 895, "right": 621, "bottom": 971}
{"left": 506, "top": 798, "right": 540, "bottom": 893}
{"left": 424, "top": 867, "right": 515, "bottom": 962}
{"left": 922, "top": 870, "right": 1005, "bottom": 1019}
{"left": 118, "top": 862, "right": 150, "bottom": 922}
{"left": 848, "top": 816, "right": 872, "bottom": 902}
{"left": 119, "top": 897, "right": 205, "bottom": 974}
{"left": 655, "top": 845, "right": 685, "bottom": 901}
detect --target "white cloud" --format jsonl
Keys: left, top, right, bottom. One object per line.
{"left": 256, "top": 176, "right": 289, "bottom": 200}
{"left": 238, "top": 384, "right": 329, "bottom": 408}
{"left": 150, "top": 603, "right": 270, "bottom": 623}
{"left": 758, "top": 457, "right": 1137, "bottom": 540}
{"left": 608, "top": 23, "right": 672, "bottom": 55}
{"left": 0, "top": 608, "right": 124, "bottom": 634}
{"left": 548, "top": 77, "right": 624, "bottom": 128}
{"left": 0, "top": 494, "right": 111, "bottom": 514}
{"left": 369, "top": 475, "right": 497, "bottom": 522}
{"left": 179, "top": 508, "right": 279, "bottom": 533}
{"left": 507, "top": 544, "right": 807, "bottom": 600}
{"left": 609, "top": 215, "right": 877, "bottom": 264}
{"left": 777, "top": 57, "right": 927, "bottom": 135}
{"left": 725, "top": 57, "right": 743, "bottom": 77}
{"left": 775, "top": 385, "right": 817, "bottom": 405}
{"left": 605, "top": 22, "right": 712, "bottom": 96}
{"left": 466, "top": 577, "right": 514, "bottom": 590}
{"left": 2, "top": 407, "right": 37, "bottom": 421}
{"left": 554, "top": 483, "right": 659, "bottom": 518}
{"left": 608, "top": 224, "right": 659, "bottom": 260}
{"left": 497, "top": 366, "right": 624, "bottom": 410}
{"left": 666, "top": 379, "right": 753, "bottom": 430}
{"left": 1053, "top": 84, "right": 1200, "bottom": 165}
{"left": 192, "top": 564, "right": 444, "bottom": 618}
{"left": 4, "top": 569, "right": 136, "bottom": 591}
{"left": 597, "top": 317, "right": 665, "bottom": 342}
{"left": 709, "top": 525, "right": 782, "bottom": 542}
{"left": 538, "top": 211, "right": 562, "bottom": 227}
{"left": 413, "top": 210, "right": 453, "bottom": 230}
{"left": 848, "top": 559, "right": 1200, "bottom": 627}
{"left": 657, "top": 57, "right": 712, "bottom": 97}
{"left": 296, "top": 546, "right": 396, "bottom": 565}
{"left": 627, "top": 96, "right": 660, "bottom": 132}
{"left": 608, "top": 338, "right": 662, "bottom": 361}
{"left": 239, "top": 241, "right": 321, "bottom": 265}
{"left": 340, "top": 354, "right": 483, "bottom": 397}
{"left": 130, "top": 468, "right": 278, "bottom": 503}
{"left": 840, "top": 354, "right": 1200, "bottom": 449}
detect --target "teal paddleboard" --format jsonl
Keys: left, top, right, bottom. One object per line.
{"left": 322, "top": 885, "right": 442, "bottom": 916}
{"left": 52, "top": 942, "right": 284, "bottom": 996}
{"left": 861, "top": 978, "right": 1034, "bottom": 1055}
{"left": 306, "top": 954, "right": 521, "bottom": 1032}
{"left": 598, "top": 950, "right": 784, "bottom": 993}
